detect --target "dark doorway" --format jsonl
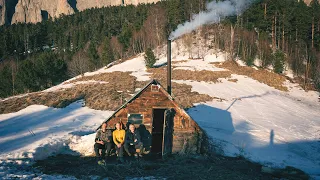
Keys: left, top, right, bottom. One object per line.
{"left": 67, "top": 0, "right": 78, "bottom": 12}
{"left": 151, "top": 109, "right": 166, "bottom": 155}
{"left": 5, "top": 0, "right": 19, "bottom": 24}
{"left": 41, "top": 10, "right": 49, "bottom": 21}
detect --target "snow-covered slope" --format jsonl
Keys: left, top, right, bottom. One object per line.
{"left": 0, "top": 39, "right": 319, "bottom": 179}
{"left": 0, "top": 100, "right": 113, "bottom": 179}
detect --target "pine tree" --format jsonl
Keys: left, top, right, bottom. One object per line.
{"left": 88, "top": 42, "right": 100, "bottom": 70}
{"left": 144, "top": 48, "right": 156, "bottom": 68}
{"left": 273, "top": 50, "right": 285, "bottom": 74}
{"left": 101, "top": 38, "right": 115, "bottom": 65}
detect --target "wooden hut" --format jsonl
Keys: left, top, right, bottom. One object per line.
{"left": 97, "top": 79, "right": 206, "bottom": 157}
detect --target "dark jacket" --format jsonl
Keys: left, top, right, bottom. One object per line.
{"left": 95, "top": 129, "right": 112, "bottom": 143}
{"left": 125, "top": 130, "right": 141, "bottom": 145}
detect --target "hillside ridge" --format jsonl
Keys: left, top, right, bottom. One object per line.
{"left": 0, "top": 0, "right": 160, "bottom": 25}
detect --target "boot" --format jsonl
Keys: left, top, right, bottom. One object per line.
{"left": 134, "top": 153, "right": 138, "bottom": 159}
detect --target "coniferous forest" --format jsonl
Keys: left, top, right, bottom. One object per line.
{"left": 0, "top": 0, "right": 319, "bottom": 98}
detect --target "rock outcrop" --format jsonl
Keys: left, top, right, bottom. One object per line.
{"left": 0, "top": 0, "right": 5, "bottom": 25}
{"left": 304, "top": 0, "right": 320, "bottom": 5}
{"left": 11, "top": 0, "right": 74, "bottom": 24}
{"left": 5, "top": 0, "right": 320, "bottom": 25}
{"left": 304, "top": 0, "right": 312, "bottom": 5}
{"left": 10, "top": 0, "right": 160, "bottom": 24}
{"left": 76, "top": 0, "right": 159, "bottom": 11}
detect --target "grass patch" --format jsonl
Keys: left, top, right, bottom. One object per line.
{"left": 172, "top": 82, "right": 213, "bottom": 108}
{"left": 147, "top": 67, "right": 231, "bottom": 85}
{"left": 216, "top": 61, "right": 288, "bottom": 91}
{"left": 0, "top": 71, "right": 213, "bottom": 113}
{"left": 0, "top": 72, "right": 137, "bottom": 114}
{"left": 67, "top": 71, "right": 132, "bottom": 84}
{"left": 228, "top": 79, "right": 238, "bottom": 83}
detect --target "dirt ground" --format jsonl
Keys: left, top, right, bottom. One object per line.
{"left": 33, "top": 154, "right": 309, "bottom": 180}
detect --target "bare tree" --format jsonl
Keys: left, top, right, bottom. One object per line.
{"left": 183, "top": 33, "right": 193, "bottom": 59}
{"left": 68, "top": 49, "right": 91, "bottom": 76}
{"left": 111, "top": 36, "right": 124, "bottom": 60}
{"left": 10, "top": 59, "right": 17, "bottom": 95}
{"left": 230, "top": 25, "right": 235, "bottom": 61}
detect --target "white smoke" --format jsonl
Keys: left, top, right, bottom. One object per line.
{"left": 169, "top": 0, "right": 253, "bottom": 40}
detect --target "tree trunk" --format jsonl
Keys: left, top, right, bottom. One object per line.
{"left": 275, "top": 15, "right": 277, "bottom": 49}
{"left": 304, "top": 46, "right": 309, "bottom": 90}
{"left": 264, "top": 3, "right": 267, "bottom": 20}
{"left": 230, "top": 25, "right": 235, "bottom": 61}
{"left": 11, "top": 60, "right": 16, "bottom": 95}
{"left": 296, "top": 27, "right": 298, "bottom": 42}
{"left": 312, "top": 17, "right": 315, "bottom": 49}
{"left": 282, "top": 15, "right": 285, "bottom": 52}
{"left": 272, "top": 16, "right": 276, "bottom": 52}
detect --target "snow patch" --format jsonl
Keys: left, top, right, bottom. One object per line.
{"left": 69, "top": 133, "right": 96, "bottom": 156}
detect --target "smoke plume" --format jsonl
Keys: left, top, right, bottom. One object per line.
{"left": 169, "top": 0, "right": 253, "bottom": 40}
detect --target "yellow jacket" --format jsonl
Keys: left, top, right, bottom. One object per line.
{"left": 113, "top": 129, "right": 125, "bottom": 145}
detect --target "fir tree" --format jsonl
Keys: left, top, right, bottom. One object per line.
{"left": 273, "top": 50, "right": 285, "bottom": 74}
{"left": 88, "top": 42, "right": 100, "bottom": 70}
{"left": 144, "top": 48, "right": 156, "bottom": 68}
{"left": 101, "top": 38, "right": 115, "bottom": 65}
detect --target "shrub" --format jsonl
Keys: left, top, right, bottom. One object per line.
{"left": 245, "top": 57, "right": 255, "bottom": 67}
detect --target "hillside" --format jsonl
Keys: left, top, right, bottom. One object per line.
{"left": 0, "top": 0, "right": 318, "bottom": 25}
{"left": 0, "top": 37, "right": 319, "bottom": 179}
{"left": 1, "top": 0, "right": 320, "bottom": 101}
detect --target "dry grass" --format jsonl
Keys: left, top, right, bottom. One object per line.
{"left": 172, "top": 82, "right": 213, "bottom": 108}
{"left": 216, "top": 61, "right": 288, "bottom": 91}
{"left": 147, "top": 67, "right": 231, "bottom": 86}
{"left": 0, "top": 72, "right": 138, "bottom": 114}
{"left": 68, "top": 71, "right": 133, "bottom": 84}
{"left": 228, "top": 79, "right": 238, "bottom": 83}
{"left": 0, "top": 71, "right": 213, "bottom": 113}
{"left": 172, "top": 60, "right": 189, "bottom": 64}
{"left": 2, "top": 61, "right": 288, "bottom": 114}
{"left": 291, "top": 76, "right": 317, "bottom": 91}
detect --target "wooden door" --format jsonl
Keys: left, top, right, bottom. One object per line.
{"left": 162, "top": 109, "right": 174, "bottom": 158}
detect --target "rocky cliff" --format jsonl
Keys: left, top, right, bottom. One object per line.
{"left": 0, "top": 0, "right": 5, "bottom": 25}
{"left": 76, "top": 0, "right": 160, "bottom": 11}
{"left": 10, "top": 0, "right": 160, "bottom": 24}
{"left": 304, "top": 0, "right": 312, "bottom": 5}
{"left": 2, "top": 0, "right": 319, "bottom": 25}
{"left": 11, "top": 0, "right": 74, "bottom": 24}
{"left": 304, "top": 0, "right": 320, "bottom": 5}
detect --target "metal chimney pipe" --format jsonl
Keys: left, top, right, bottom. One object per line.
{"left": 167, "top": 39, "right": 172, "bottom": 95}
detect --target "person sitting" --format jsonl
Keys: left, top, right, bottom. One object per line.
{"left": 124, "top": 124, "right": 144, "bottom": 158}
{"left": 113, "top": 122, "right": 125, "bottom": 162}
{"left": 94, "top": 122, "right": 112, "bottom": 159}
